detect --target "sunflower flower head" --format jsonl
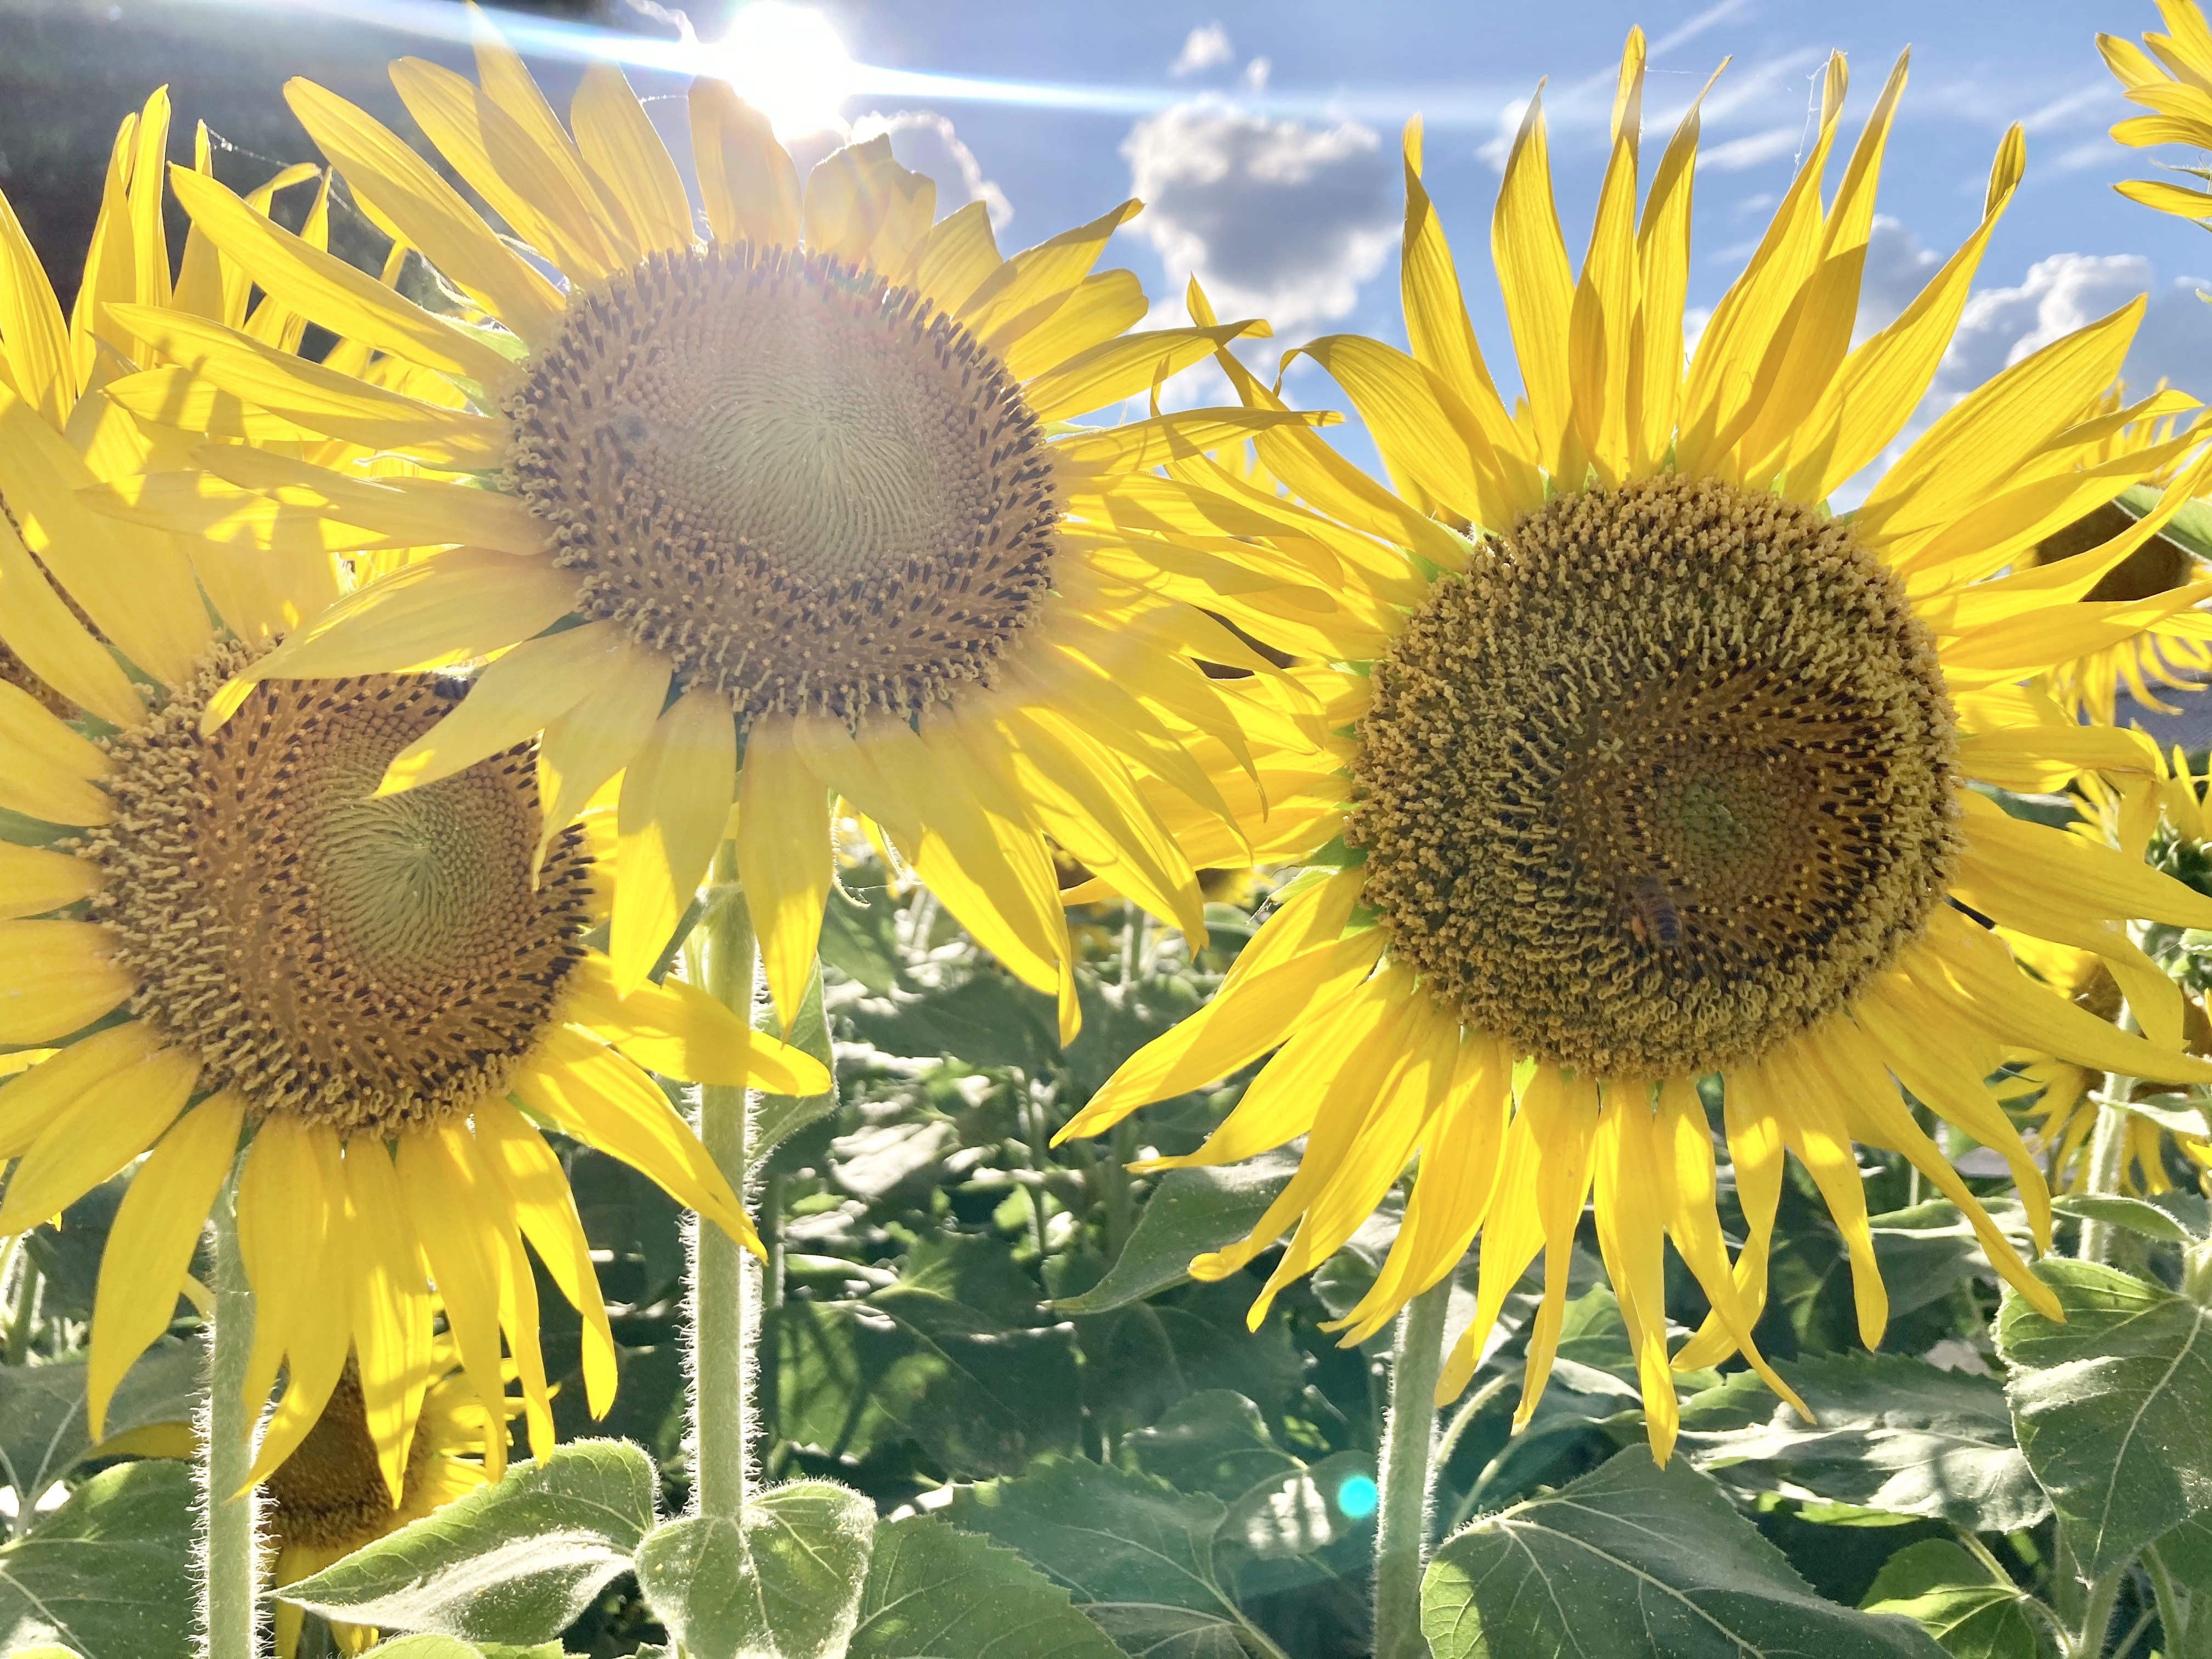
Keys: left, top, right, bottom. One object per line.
{"left": 2101, "top": 0, "right": 2212, "bottom": 223}
{"left": 112, "top": 6, "right": 1369, "bottom": 1051}
{"left": 267, "top": 1345, "right": 516, "bottom": 1657}
{"left": 0, "top": 97, "right": 832, "bottom": 1495}
{"left": 1064, "top": 30, "right": 2212, "bottom": 1464}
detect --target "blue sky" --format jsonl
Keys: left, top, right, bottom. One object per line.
{"left": 8, "top": 0, "right": 2208, "bottom": 463}
{"left": 801, "top": 0, "right": 2212, "bottom": 449}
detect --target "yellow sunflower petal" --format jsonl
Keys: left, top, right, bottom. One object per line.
{"left": 380, "top": 621, "right": 632, "bottom": 797}
{"left": 689, "top": 79, "right": 799, "bottom": 247}
{"left": 225, "top": 548, "right": 579, "bottom": 703}
{"left": 1510, "top": 1068, "right": 1602, "bottom": 1429}
{"left": 1591, "top": 1079, "right": 1679, "bottom": 1464}
{"left": 735, "top": 719, "right": 833, "bottom": 1035}
{"left": 166, "top": 164, "right": 515, "bottom": 386}
{"left": 234, "top": 1114, "right": 346, "bottom": 1427}
{"left": 0, "top": 182, "right": 74, "bottom": 427}
{"left": 1491, "top": 87, "right": 1576, "bottom": 473}
{"left": 511, "top": 1023, "right": 757, "bottom": 1249}
{"left": 572, "top": 63, "right": 692, "bottom": 257}
{"left": 612, "top": 686, "right": 737, "bottom": 995}
{"left": 397, "top": 1127, "right": 512, "bottom": 1482}
{"left": 0, "top": 392, "right": 211, "bottom": 690}
{"left": 284, "top": 77, "right": 564, "bottom": 343}
{"left": 473, "top": 1097, "right": 617, "bottom": 1418}
{"left": 1765, "top": 1036, "right": 1888, "bottom": 1350}
{"left": 341, "top": 1140, "right": 435, "bottom": 1504}
{"left": 0, "top": 682, "right": 114, "bottom": 826}
{"left": 87, "top": 1089, "right": 243, "bottom": 1437}
{"left": 0, "top": 843, "right": 104, "bottom": 919}
{"left": 0, "top": 508, "right": 143, "bottom": 730}
{"left": 561, "top": 953, "right": 829, "bottom": 1094}
{"left": 0, "top": 919, "right": 136, "bottom": 1046}
{"left": 536, "top": 641, "right": 672, "bottom": 873}
{"left": 108, "top": 304, "right": 506, "bottom": 464}
{"left": 0, "top": 1024, "right": 161, "bottom": 1161}
{"left": 0, "top": 1043, "right": 199, "bottom": 1235}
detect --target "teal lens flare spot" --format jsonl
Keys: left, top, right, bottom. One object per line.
{"left": 1335, "top": 1473, "right": 1379, "bottom": 1520}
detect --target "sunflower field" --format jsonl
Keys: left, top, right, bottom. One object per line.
{"left": 9, "top": 1, "right": 2212, "bottom": 1656}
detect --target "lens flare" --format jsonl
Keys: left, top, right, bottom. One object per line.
{"left": 709, "top": 2, "right": 856, "bottom": 139}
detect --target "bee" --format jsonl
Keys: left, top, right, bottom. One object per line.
{"left": 1626, "top": 873, "right": 1685, "bottom": 950}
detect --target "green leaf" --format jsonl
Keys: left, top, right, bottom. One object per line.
{"left": 1679, "top": 1353, "right": 2047, "bottom": 1532}
{"left": 0, "top": 1461, "right": 194, "bottom": 1659}
{"left": 633, "top": 1481, "right": 876, "bottom": 1659}
{"left": 774, "top": 1235, "right": 1080, "bottom": 1477}
{"left": 1421, "top": 1453, "right": 1947, "bottom": 1659}
{"left": 0, "top": 1339, "right": 201, "bottom": 1517}
{"left": 1054, "top": 1150, "right": 1297, "bottom": 1314}
{"left": 2147, "top": 1515, "right": 2212, "bottom": 1659}
{"left": 1218, "top": 1449, "right": 1378, "bottom": 1561}
{"left": 2050, "top": 1192, "right": 2201, "bottom": 1244}
{"left": 1076, "top": 1278, "right": 1308, "bottom": 1432}
{"left": 1119, "top": 1391, "right": 1301, "bottom": 1502}
{"left": 1858, "top": 1541, "right": 2042, "bottom": 1659}
{"left": 1996, "top": 1260, "right": 2212, "bottom": 1579}
{"left": 820, "top": 884, "right": 902, "bottom": 995}
{"left": 275, "top": 1440, "right": 657, "bottom": 1646}
{"left": 947, "top": 1457, "right": 1257, "bottom": 1658}
{"left": 754, "top": 958, "right": 838, "bottom": 1168}
{"left": 2123, "top": 482, "right": 2212, "bottom": 563}
{"left": 844, "top": 972, "right": 1057, "bottom": 1073}
{"left": 847, "top": 1516, "right": 1124, "bottom": 1659}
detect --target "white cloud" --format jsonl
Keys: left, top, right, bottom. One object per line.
{"left": 1121, "top": 99, "right": 1398, "bottom": 336}
{"left": 1171, "top": 24, "right": 1234, "bottom": 76}
{"left": 1828, "top": 247, "right": 2212, "bottom": 507}
{"left": 1243, "top": 57, "right": 1271, "bottom": 92}
{"left": 847, "top": 110, "right": 1013, "bottom": 230}
{"left": 1932, "top": 252, "right": 2212, "bottom": 408}
{"left": 1697, "top": 126, "right": 1801, "bottom": 173}
{"left": 1853, "top": 215, "right": 1940, "bottom": 341}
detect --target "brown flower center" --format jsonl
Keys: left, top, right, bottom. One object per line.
{"left": 507, "top": 243, "right": 1060, "bottom": 723}
{"left": 83, "top": 644, "right": 591, "bottom": 1135}
{"left": 1348, "top": 475, "right": 1960, "bottom": 1077}
{"left": 263, "top": 1364, "right": 435, "bottom": 1552}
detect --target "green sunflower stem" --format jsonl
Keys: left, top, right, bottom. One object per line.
{"left": 690, "top": 844, "right": 759, "bottom": 1522}
{"left": 199, "top": 1175, "right": 263, "bottom": 1659}
{"left": 1373, "top": 1277, "right": 1452, "bottom": 1659}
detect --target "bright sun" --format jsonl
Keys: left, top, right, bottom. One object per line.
{"left": 710, "top": 3, "right": 857, "bottom": 141}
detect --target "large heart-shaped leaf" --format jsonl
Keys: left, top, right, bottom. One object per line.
{"left": 1054, "top": 1153, "right": 1297, "bottom": 1315}
{"left": 275, "top": 1440, "right": 657, "bottom": 1646}
{"left": 1996, "top": 1260, "right": 2212, "bottom": 1579}
{"left": 1858, "top": 1541, "right": 2041, "bottom": 1659}
{"left": 632, "top": 1480, "right": 875, "bottom": 1659}
{"left": 1679, "top": 1352, "right": 2047, "bottom": 1532}
{"left": 847, "top": 1516, "right": 1122, "bottom": 1659}
{"left": 1421, "top": 1452, "right": 1946, "bottom": 1659}
{"left": 0, "top": 1460, "right": 194, "bottom": 1659}
{"left": 0, "top": 1338, "right": 201, "bottom": 1521}
{"left": 947, "top": 1457, "right": 1260, "bottom": 1657}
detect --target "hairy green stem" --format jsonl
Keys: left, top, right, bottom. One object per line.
{"left": 199, "top": 1177, "right": 262, "bottom": 1659}
{"left": 2079, "top": 998, "right": 2140, "bottom": 1267}
{"left": 2073, "top": 1564, "right": 2126, "bottom": 1659}
{"left": 1431, "top": 1373, "right": 1512, "bottom": 1482}
{"left": 689, "top": 847, "right": 759, "bottom": 1522}
{"left": 1373, "top": 1279, "right": 1452, "bottom": 1659}
{"left": 2147, "top": 1546, "right": 2187, "bottom": 1654}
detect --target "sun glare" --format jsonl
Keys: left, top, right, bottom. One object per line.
{"left": 711, "top": 2, "right": 856, "bottom": 140}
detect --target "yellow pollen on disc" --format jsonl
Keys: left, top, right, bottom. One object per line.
{"left": 262, "top": 1363, "right": 430, "bottom": 1553}
{"left": 1348, "top": 475, "right": 1961, "bottom": 1078}
{"left": 82, "top": 644, "right": 592, "bottom": 1136}
{"left": 507, "top": 243, "right": 1062, "bottom": 722}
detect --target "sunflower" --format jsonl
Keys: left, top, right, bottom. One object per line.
{"left": 104, "top": 13, "right": 1376, "bottom": 1049}
{"left": 0, "top": 127, "right": 831, "bottom": 1494}
{"left": 2030, "top": 390, "right": 2212, "bottom": 722}
{"left": 1062, "top": 35, "right": 2212, "bottom": 1463}
{"left": 267, "top": 1346, "right": 516, "bottom": 1657}
{"left": 2101, "top": 0, "right": 2212, "bottom": 222}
